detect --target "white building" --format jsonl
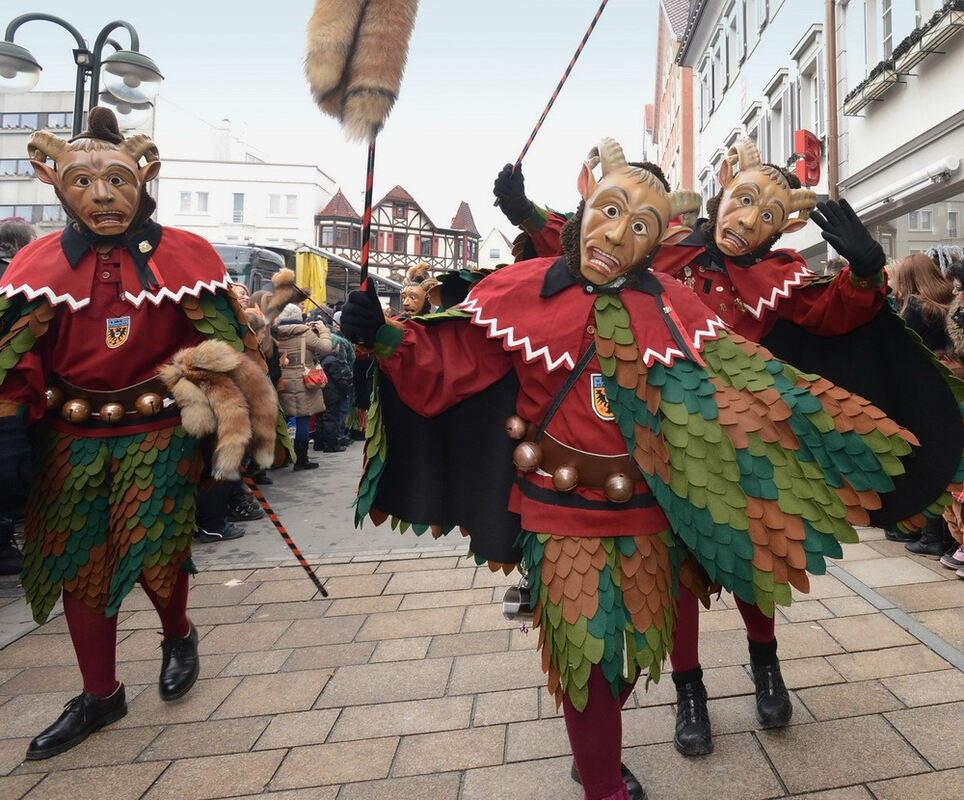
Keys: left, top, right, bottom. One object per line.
{"left": 836, "top": 0, "right": 964, "bottom": 261}
{"left": 676, "top": 0, "right": 831, "bottom": 264}
{"left": 478, "top": 227, "right": 515, "bottom": 270}
{"left": 0, "top": 91, "right": 334, "bottom": 248}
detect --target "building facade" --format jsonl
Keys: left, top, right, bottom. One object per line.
{"left": 676, "top": 0, "right": 830, "bottom": 264}
{"left": 651, "top": 0, "right": 697, "bottom": 190}
{"left": 315, "top": 185, "right": 480, "bottom": 285}
{"left": 836, "top": 0, "right": 964, "bottom": 262}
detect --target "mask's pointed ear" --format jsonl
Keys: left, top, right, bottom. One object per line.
{"left": 779, "top": 217, "right": 809, "bottom": 235}
{"left": 659, "top": 224, "right": 692, "bottom": 246}
{"left": 140, "top": 160, "right": 161, "bottom": 183}
{"left": 30, "top": 160, "right": 57, "bottom": 186}
{"left": 577, "top": 161, "right": 597, "bottom": 201}
{"left": 717, "top": 153, "right": 736, "bottom": 189}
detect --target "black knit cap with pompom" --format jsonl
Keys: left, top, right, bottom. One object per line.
{"left": 69, "top": 106, "right": 125, "bottom": 144}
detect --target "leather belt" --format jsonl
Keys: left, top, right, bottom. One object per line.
{"left": 538, "top": 433, "right": 640, "bottom": 490}
{"left": 46, "top": 374, "right": 171, "bottom": 423}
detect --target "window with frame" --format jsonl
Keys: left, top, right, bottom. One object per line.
{"left": 419, "top": 235, "right": 432, "bottom": 256}
{"left": 393, "top": 233, "right": 407, "bottom": 254}
{"left": 232, "top": 193, "right": 244, "bottom": 223}
{"left": 949, "top": 211, "right": 959, "bottom": 239}
{"left": 764, "top": 70, "right": 789, "bottom": 167}
{"left": 757, "top": 0, "right": 768, "bottom": 30}
{"left": 699, "top": 61, "right": 712, "bottom": 128}
{"left": 46, "top": 112, "right": 72, "bottom": 129}
{"left": 489, "top": 247, "right": 500, "bottom": 259}
{"left": 286, "top": 195, "right": 297, "bottom": 215}
{"left": 0, "top": 159, "right": 33, "bottom": 176}
{"left": 268, "top": 194, "right": 282, "bottom": 215}
{"left": 321, "top": 225, "right": 334, "bottom": 246}
{"left": 179, "top": 192, "right": 191, "bottom": 213}
{"left": 908, "top": 210, "right": 933, "bottom": 232}
{"left": 196, "top": 192, "right": 208, "bottom": 213}
{"left": 42, "top": 205, "right": 66, "bottom": 222}
{"left": 393, "top": 202, "right": 407, "bottom": 219}
{"left": 882, "top": 0, "right": 894, "bottom": 58}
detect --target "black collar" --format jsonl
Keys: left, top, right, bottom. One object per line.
{"left": 60, "top": 220, "right": 164, "bottom": 290}
{"left": 676, "top": 222, "right": 764, "bottom": 269}
{"left": 539, "top": 255, "right": 666, "bottom": 298}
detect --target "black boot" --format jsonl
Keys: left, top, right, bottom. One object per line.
{"left": 673, "top": 666, "right": 713, "bottom": 755}
{"left": 570, "top": 759, "right": 646, "bottom": 800}
{"left": 26, "top": 684, "right": 127, "bottom": 760}
{"left": 293, "top": 440, "right": 319, "bottom": 471}
{"left": 905, "top": 517, "right": 949, "bottom": 557}
{"left": 749, "top": 639, "right": 792, "bottom": 728}
{"left": 159, "top": 623, "right": 200, "bottom": 701}
{"left": 0, "top": 517, "right": 23, "bottom": 576}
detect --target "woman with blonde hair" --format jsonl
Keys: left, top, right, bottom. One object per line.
{"left": 891, "top": 253, "right": 954, "bottom": 352}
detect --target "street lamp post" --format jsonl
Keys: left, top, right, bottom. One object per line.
{"left": 0, "top": 13, "right": 163, "bottom": 136}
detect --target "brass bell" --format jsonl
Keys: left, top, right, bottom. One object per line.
{"left": 135, "top": 392, "right": 164, "bottom": 417}
{"left": 504, "top": 415, "right": 528, "bottom": 440}
{"left": 512, "top": 441, "right": 543, "bottom": 472}
{"left": 604, "top": 472, "right": 634, "bottom": 503}
{"left": 61, "top": 398, "right": 92, "bottom": 423}
{"left": 99, "top": 402, "right": 126, "bottom": 423}
{"left": 45, "top": 386, "right": 64, "bottom": 410}
{"left": 552, "top": 464, "right": 579, "bottom": 492}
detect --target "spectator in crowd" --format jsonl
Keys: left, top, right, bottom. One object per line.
{"left": 890, "top": 253, "right": 955, "bottom": 555}
{"left": 314, "top": 327, "right": 354, "bottom": 452}
{"left": 274, "top": 304, "right": 333, "bottom": 470}
{"left": 229, "top": 281, "right": 251, "bottom": 308}
{"left": 937, "top": 262, "right": 964, "bottom": 574}
{"left": 0, "top": 217, "right": 37, "bottom": 281}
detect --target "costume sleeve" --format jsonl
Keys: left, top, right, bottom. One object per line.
{"left": 521, "top": 205, "right": 568, "bottom": 258}
{"left": 0, "top": 300, "right": 56, "bottom": 424}
{"left": 777, "top": 265, "right": 886, "bottom": 334}
{"left": 373, "top": 318, "right": 512, "bottom": 416}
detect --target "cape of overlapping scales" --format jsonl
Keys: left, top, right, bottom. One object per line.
{"left": 592, "top": 293, "right": 917, "bottom": 618}
{"left": 0, "top": 289, "right": 270, "bottom": 622}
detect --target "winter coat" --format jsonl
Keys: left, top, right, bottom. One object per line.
{"left": 321, "top": 346, "right": 353, "bottom": 407}
{"left": 275, "top": 320, "right": 333, "bottom": 417}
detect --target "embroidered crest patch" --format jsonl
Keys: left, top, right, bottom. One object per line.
{"left": 591, "top": 373, "right": 614, "bottom": 420}
{"left": 106, "top": 316, "right": 130, "bottom": 349}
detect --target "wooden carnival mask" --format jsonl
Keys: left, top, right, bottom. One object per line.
{"left": 27, "top": 107, "right": 160, "bottom": 238}
{"left": 577, "top": 138, "right": 700, "bottom": 286}
{"left": 713, "top": 139, "right": 815, "bottom": 257}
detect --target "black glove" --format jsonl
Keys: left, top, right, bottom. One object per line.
{"left": 493, "top": 163, "right": 534, "bottom": 226}
{"left": 0, "top": 416, "right": 32, "bottom": 500}
{"left": 810, "top": 199, "right": 885, "bottom": 277}
{"left": 339, "top": 281, "right": 385, "bottom": 347}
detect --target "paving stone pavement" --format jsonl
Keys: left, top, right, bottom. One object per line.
{"left": 0, "top": 524, "right": 963, "bottom": 799}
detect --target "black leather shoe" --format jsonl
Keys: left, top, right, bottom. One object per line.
{"left": 159, "top": 623, "right": 199, "bottom": 701}
{"left": 570, "top": 759, "right": 647, "bottom": 800}
{"left": 674, "top": 677, "right": 713, "bottom": 755}
{"left": 751, "top": 659, "right": 793, "bottom": 728}
{"left": 26, "top": 684, "right": 127, "bottom": 760}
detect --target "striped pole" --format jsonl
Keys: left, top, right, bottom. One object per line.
{"left": 512, "top": 0, "right": 610, "bottom": 169}
{"left": 241, "top": 473, "right": 329, "bottom": 597}
{"left": 358, "top": 138, "right": 377, "bottom": 289}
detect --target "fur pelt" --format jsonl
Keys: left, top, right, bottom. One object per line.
{"left": 263, "top": 268, "right": 308, "bottom": 329}
{"left": 948, "top": 294, "right": 964, "bottom": 358}
{"left": 305, "top": 0, "right": 419, "bottom": 141}
{"left": 158, "top": 339, "right": 278, "bottom": 480}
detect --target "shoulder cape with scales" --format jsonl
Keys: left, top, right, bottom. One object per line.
{"left": 354, "top": 257, "right": 936, "bottom": 615}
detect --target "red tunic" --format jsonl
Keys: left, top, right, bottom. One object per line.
{"left": 375, "top": 257, "right": 726, "bottom": 538}
{"left": 0, "top": 225, "right": 231, "bottom": 430}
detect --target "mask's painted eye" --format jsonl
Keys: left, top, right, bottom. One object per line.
{"left": 761, "top": 210, "right": 773, "bottom": 224}
{"left": 631, "top": 221, "right": 647, "bottom": 235}
{"left": 76, "top": 176, "right": 91, "bottom": 187}
{"left": 740, "top": 195, "right": 752, "bottom": 206}
{"left": 603, "top": 205, "right": 619, "bottom": 218}
{"left": 108, "top": 175, "right": 125, "bottom": 186}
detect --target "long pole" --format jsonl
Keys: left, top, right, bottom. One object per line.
{"left": 358, "top": 139, "right": 377, "bottom": 289}
{"left": 825, "top": 0, "right": 839, "bottom": 201}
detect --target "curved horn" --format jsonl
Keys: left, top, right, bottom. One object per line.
{"left": 27, "top": 131, "right": 69, "bottom": 162}
{"left": 120, "top": 134, "right": 159, "bottom": 163}
{"left": 789, "top": 188, "right": 817, "bottom": 220}
{"left": 669, "top": 190, "right": 702, "bottom": 220}
{"left": 727, "top": 138, "right": 762, "bottom": 173}
{"left": 597, "top": 137, "right": 627, "bottom": 176}
{"left": 584, "top": 145, "right": 601, "bottom": 173}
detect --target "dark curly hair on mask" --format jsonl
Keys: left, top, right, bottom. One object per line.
{"left": 558, "top": 161, "right": 670, "bottom": 283}
{"left": 701, "top": 164, "right": 801, "bottom": 259}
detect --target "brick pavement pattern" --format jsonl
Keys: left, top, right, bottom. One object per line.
{"left": 0, "top": 527, "right": 963, "bottom": 799}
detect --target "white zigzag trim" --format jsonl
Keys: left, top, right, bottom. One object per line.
{"left": 0, "top": 283, "right": 90, "bottom": 310}
{"left": 640, "top": 315, "right": 726, "bottom": 367}
{"left": 745, "top": 266, "right": 813, "bottom": 319}
{"left": 123, "top": 275, "right": 231, "bottom": 308}
{"left": 458, "top": 296, "right": 576, "bottom": 372}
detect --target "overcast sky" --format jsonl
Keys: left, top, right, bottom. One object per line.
{"left": 5, "top": 0, "right": 658, "bottom": 239}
